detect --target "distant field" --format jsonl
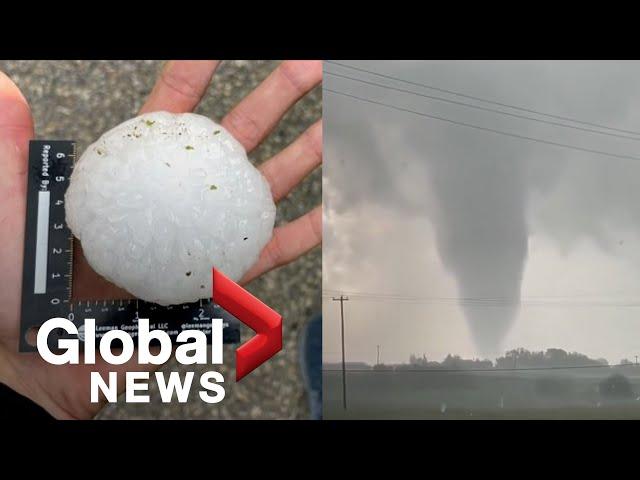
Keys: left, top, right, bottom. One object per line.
{"left": 323, "top": 368, "right": 640, "bottom": 419}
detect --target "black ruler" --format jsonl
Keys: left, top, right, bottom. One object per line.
{"left": 19, "top": 140, "right": 240, "bottom": 352}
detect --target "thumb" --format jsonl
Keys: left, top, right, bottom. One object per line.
{"left": 0, "top": 71, "right": 34, "bottom": 180}
{"left": 0, "top": 72, "right": 33, "bottom": 348}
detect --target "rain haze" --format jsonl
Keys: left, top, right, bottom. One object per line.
{"left": 323, "top": 60, "right": 640, "bottom": 370}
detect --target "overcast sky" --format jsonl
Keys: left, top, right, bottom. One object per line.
{"left": 323, "top": 60, "right": 640, "bottom": 365}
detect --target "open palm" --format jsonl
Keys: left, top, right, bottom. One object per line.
{"left": 0, "top": 61, "right": 322, "bottom": 419}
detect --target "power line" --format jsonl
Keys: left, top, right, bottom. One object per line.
{"left": 324, "top": 88, "right": 640, "bottom": 163}
{"left": 322, "top": 298, "right": 640, "bottom": 308}
{"left": 322, "top": 290, "right": 640, "bottom": 308}
{"left": 323, "top": 287, "right": 640, "bottom": 299}
{"left": 325, "top": 60, "right": 640, "bottom": 137}
{"left": 323, "top": 289, "right": 640, "bottom": 302}
{"left": 321, "top": 297, "right": 640, "bottom": 308}
{"left": 324, "top": 288, "right": 639, "bottom": 300}
{"left": 325, "top": 70, "right": 640, "bottom": 142}
{"left": 322, "top": 362, "right": 636, "bottom": 373}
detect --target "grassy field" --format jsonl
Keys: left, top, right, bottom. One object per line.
{"left": 323, "top": 368, "right": 640, "bottom": 419}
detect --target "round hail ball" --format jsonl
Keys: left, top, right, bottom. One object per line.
{"left": 65, "top": 111, "right": 276, "bottom": 306}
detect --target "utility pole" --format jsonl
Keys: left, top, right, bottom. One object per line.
{"left": 377, "top": 344, "right": 380, "bottom": 365}
{"left": 332, "top": 295, "right": 349, "bottom": 409}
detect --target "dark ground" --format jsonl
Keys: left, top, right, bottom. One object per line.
{"left": 324, "top": 368, "right": 640, "bottom": 419}
{"left": 0, "top": 60, "right": 322, "bottom": 419}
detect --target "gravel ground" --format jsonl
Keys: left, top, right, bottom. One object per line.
{"left": 0, "top": 60, "right": 322, "bottom": 419}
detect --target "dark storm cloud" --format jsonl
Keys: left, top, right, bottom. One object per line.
{"left": 324, "top": 60, "right": 640, "bottom": 359}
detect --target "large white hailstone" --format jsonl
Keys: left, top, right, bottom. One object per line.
{"left": 65, "top": 111, "right": 276, "bottom": 305}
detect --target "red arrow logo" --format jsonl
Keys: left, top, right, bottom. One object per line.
{"left": 212, "top": 268, "right": 282, "bottom": 381}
